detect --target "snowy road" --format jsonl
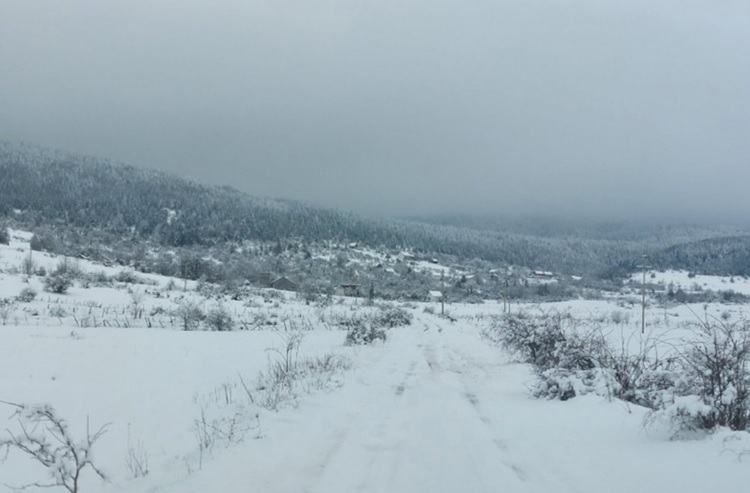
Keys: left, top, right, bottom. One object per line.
{"left": 151, "top": 321, "right": 573, "bottom": 493}
{"left": 303, "top": 324, "right": 530, "bottom": 493}
{"left": 147, "top": 318, "right": 750, "bottom": 493}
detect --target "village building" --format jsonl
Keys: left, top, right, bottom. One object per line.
{"left": 271, "top": 277, "right": 298, "bottom": 292}
{"left": 339, "top": 283, "right": 360, "bottom": 297}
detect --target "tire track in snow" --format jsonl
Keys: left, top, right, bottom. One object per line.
{"left": 288, "top": 325, "right": 564, "bottom": 493}
{"left": 305, "top": 345, "right": 422, "bottom": 493}
{"left": 427, "top": 332, "right": 530, "bottom": 484}
{"left": 394, "top": 361, "right": 417, "bottom": 396}
{"left": 438, "top": 323, "right": 588, "bottom": 493}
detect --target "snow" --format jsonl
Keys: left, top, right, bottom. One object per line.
{"left": 2, "top": 237, "right": 750, "bottom": 492}
{"left": 412, "top": 260, "right": 458, "bottom": 277}
{"left": 4, "top": 319, "right": 749, "bottom": 492}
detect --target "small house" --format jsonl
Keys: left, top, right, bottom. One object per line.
{"left": 531, "top": 270, "right": 554, "bottom": 279}
{"left": 271, "top": 277, "right": 298, "bottom": 292}
{"left": 340, "top": 284, "right": 360, "bottom": 297}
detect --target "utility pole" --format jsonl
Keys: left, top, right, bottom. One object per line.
{"left": 503, "top": 276, "right": 510, "bottom": 313}
{"left": 441, "top": 271, "right": 445, "bottom": 317}
{"left": 637, "top": 256, "right": 651, "bottom": 334}
{"left": 26, "top": 244, "right": 33, "bottom": 277}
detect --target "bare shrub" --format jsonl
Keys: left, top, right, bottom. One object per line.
{"left": 253, "top": 352, "right": 351, "bottom": 410}
{"left": 533, "top": 367, "right": 618, "bottom": 401}
{"left": 49, "top": 304, "right": 68, "bottom": 318}
{"left": 489, "top": 309, "right": 598, "bottom": 371}
{"left": 114, "top": 270, "right": 140, "bottom": 284}
{"left": 205, "top": 304, "right": 235, "bottom": 331}
{"left": 16, "top": 287, "right": 37, "bottom": 303}
{"left": 268, "top": 331, "right": 304, "bottom": 377}
{"left": 44, "top": 271, "right": 73, "bottom": 294}
{"left": 297, "top": 354, "right": 352, "bottom": 392}
{"left": 344, "top": 319, "right": 386, "bottom": 346}
{"left": 595, "top": 331, "right": 679, "bottom": 408}
{"left": 21, "top": 255, "right": 35, "bottom": 277}
{"left": 251, "top": 332, "right": 304, "bottom": 410}
{"left": 678, "top": 317, "right": 750, "bottom": 431}
{"left": 85, "top": 271, "right": 113, "bottom": 287}
{"left": 192, "top": 405, "right": 255, "bottom": 469}
{"left": 373, "top": 306, "right": 413, "bottom": 328}
{"left": 610, "top": 310, "right": 630, "bottom": 325}
{"left": 0, "top": 298, "right": 15, "bottom": 325}
{"left": 0, "top": 402, "right": 109, "bottom": 493}
{"left": 125, "top": 425, "right": 149, "bottom": 479}
{"left": 489, "top": 309, "right": 680, "bottom": 405}
{"left": 30, "top": 233, "right": 56, "bottom": 252}
{"left": 250, "top": 333, "right": 351, "bottom": 410}
{"left": 643, "top": 395, "right": 719, "bottom": 440}
{"left": 128, "top": 289, "right": 145, "bottom": 319}
{"left": 637, "top": 317, "right": 750, "bottom": 438}
{"left": 336, "top": 307, "right": 411, "bottom": 346}
{"left": 487, "top": 305, "right": 750, "bottom": 437}
{"left": 189, "top": 377, "right": 263, "bottom": 471}
{"left": 175, "top": 299, "right": 204, "bottom": 331}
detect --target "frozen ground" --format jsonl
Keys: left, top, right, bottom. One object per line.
{"left": 2, "top": 234, "right": 750, "bottom": 492}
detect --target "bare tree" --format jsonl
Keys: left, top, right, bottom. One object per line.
{"left": 0, "top": 298, "right": 15, "bottom": 325}
{"left": 128, "top": 289, "right": 145, "bottom": 319}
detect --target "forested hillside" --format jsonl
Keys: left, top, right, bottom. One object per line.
{"left": 2, "top": 141, "right": 747, "bottom": 283}
{"left": 648, "top": 236, "right": 750, "bottom": 276}
{"left": 0, "top": 142, "right": 403, "bottom": 247}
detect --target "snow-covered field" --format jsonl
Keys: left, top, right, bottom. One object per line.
{"left": 630, "top": 269, "right": 750, "bottom": 296}
{"left": 2, "top": 232, "right": 750, "bottom": 492}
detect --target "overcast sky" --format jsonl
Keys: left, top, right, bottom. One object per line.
{"left": 1, "top": 1, "right": 748, "bottom": 219}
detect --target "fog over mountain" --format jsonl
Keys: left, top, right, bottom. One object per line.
{"left": 2, "top": 1, "right": 748, "bottom": 219}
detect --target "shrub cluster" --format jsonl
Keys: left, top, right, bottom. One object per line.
{"left": 487, "top": 309, "right": 750, "bottom": 436}
{"left": 43, "top": 271, "right": 73, "bottom": 294}
{"left": 204, "top": 304, "right": 235, "bottom": 331}
{"left": 648, "top": 318, "right": 750, "bottom": 435}
{"left": 342, "top": 306, "right": 413, "bottom": 346}
{"left": 373, "top": 307, "right": 413, "bottom": 328}
{"left": 488, "top": 309, "right": 617, "bottom": 400}
{"left": 42, "top": 259, "right": 86, "bottom": 294}
{"left": 344, "top": 318, "right": 387, "bottom": 346}
{"left": 16, "top": 287, "right": 37, "bottom": 303}
{"left": 252, "top": 332, "right": 351, "bottom": 409}
{"left": 0, "top": 298, "right": 15, "bottom": 325}
{"left": 175, "top": 300, "right": 205, "bottom": 331}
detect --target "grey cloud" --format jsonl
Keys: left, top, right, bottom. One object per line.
{"left": 1, "top": 0, "right": 748, "bottom": 219}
